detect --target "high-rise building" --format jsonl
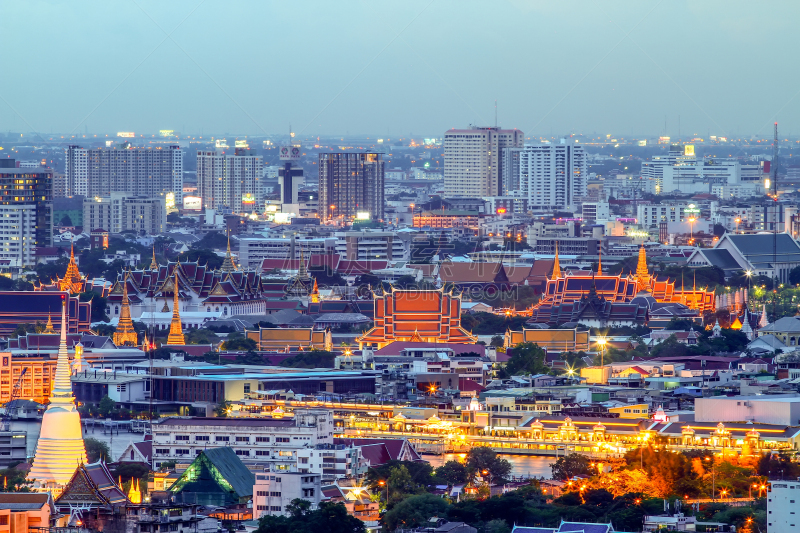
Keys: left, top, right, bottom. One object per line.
{"left": 640, "top": 143, "right": 696, "bottom": 194}
{"left": 197, "top": 148, "right": 263, "bottom": 213}
{"left": 0, "top": 163, "right": 53, "bottom": 268}
{"left": 28, "top": 299, "right": 87, "bottom": 493}
{"left": 518, "top": 140, "right": 587, "bottom": 211}
{"left": 319, "top": 153, "right": 384, "bottom": 221}
{"left": 65, "top": 145, "right": 183, "bottom": 202}
{"left": 83, "top": 192, "right": 166, "bottom": 235}
{"left": 443, "top": 126, "right": 523, "bottom": 197}
{"left": 767, "top": 479, "right": 800, "bottom": 532}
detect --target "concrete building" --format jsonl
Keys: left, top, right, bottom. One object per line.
{"left": 636, "top": 203, "right": 688, "bottom": 228}
{"left": 334, "top": 230, "right": 409, "bottom": 262}
{"left": 197, "top": 148, "right": 263, "bottom": 213}
{"left": 0, "top": 493, "right": 54, "bottom": 533}
{"left": 581, "top": 202, "right": 610, "bottom": 222}
{"left": 767, "top": 479, "right": 800, "bottom": 532}
{"left": 662, "top": 159, "right": 742, "bottom": 194}
{"left": 640, "top": 144, "right": 696, "bottom": 194}
{"left": 65, "top": 145, "right": 182, "bottom": 202}
{"left": 254, "top": 472, "right": 321, "bottom": 517}
{"left": 518, "top": 141, "right": 587, "bottom": 211}
{"left": 151, "top": 410, "right": 334, "bottom": 468}
{"left": 0, "top": 164, "right": 52, "bottom": 268}
{"left": 319, "top": 153, "right": 384, "bottom": 222}
{"left": 443, "top": 126, "right": 523, "bottom": 197}
{"left": 83, "top": 192, "right": 166, "bottom": 235}
{"left": 238, "top": 236, "right": 336, "bottom": 270}
{"left": 695, "top": 395, "right": 800, "bottom": 426}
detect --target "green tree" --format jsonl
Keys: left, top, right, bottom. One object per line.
{"left": 489, "top": 335, "right": 504, "bottom": 347}
{"left": 59, "top": 214, "right": 74, "bottom": 226}
{"left": 79, "top": 291, "right": 110, "bottom": 322}
{"left": 256, "top": 499, "right": 365, "bottom": 533}
{"left": 177, "top": 249, "right": 224, "bottom": 270}
{"left": 84, "top": 437, "right": 111, "bottom": 463}
{"left": 550, "top": 453, "right": 590, "bottom": 481}
{"left": 383, "top": 493, "right": 450, "bottom": 531}
{"left": 193, "top": 231, "right": 229, "bottom": 250}
{"left": 465, "top": 447, "right": 512, "bottom": 481}
{"left": 98, "top": 395, "right": 116, "bottom": 417}
{"left": 393, "top": 275, "right": 418, "bottom": 289}
{"left": 279, "top": 350, "right": 336, "bottom": 369}
{"left": 485, "top": 519, "right": 511, "bottom": 533}
{"left": 214, "top": 401, "right": 231, "bottom": 418}
{"left": 221, "top": 333, "right": 258, "bottom": 351}
{"left": 503, "top": 343, "right": 547, "bottom": 376}
{"left": 435, "top": 460, "right": 468, "bottom": 486}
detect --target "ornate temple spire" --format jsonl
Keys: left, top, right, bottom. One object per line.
{"left": 297, "top": 244, "right": 309, "bottom": 280}
{"left": 552, "top": 241, "right": 561, "bottom": 279}
{"left": 149, "top": 246, "right": 158, "bottom": 270}
{"left": 43, "top": 313, "right": 55, "bottom": 334}
{"left": 220, "top": 232, "right": 238, "bottom": 273}
{"left": 166, "top": 269, "right": 185, "bottom": 345}
{"left": 310, "top": 278, "right": 320, "bottom": 304}
{"left": 28, "top": 297, "right": 87, "bottom": 491}
{"left": 60, "top": 240, "right": 84, "bottom": 293}
{"left": 113, "top": 272, "right": 138, "bottom": 347}
{"left": 128, "top": 478, "right": 142, "bottom": 504}
{"left": 410, "top": 327, "right": 423, "bottom": 343}
{"left": 635, "top": 243, "right": 650, "bottom": 290}
{"left": 597, "top": 247, "right": 602, "bottom": 274}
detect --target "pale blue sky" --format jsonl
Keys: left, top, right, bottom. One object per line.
{"left": 1, "top": 0, "right": 798, "bottom": 138}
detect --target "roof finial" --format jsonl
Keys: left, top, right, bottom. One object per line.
{"left": 552, "top": 241, "right": 561, "bottom": 279}
{"left": 150, "top": 245, "right": 158, "bottom": 270}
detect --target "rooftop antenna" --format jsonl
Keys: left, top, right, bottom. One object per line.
{"left": 495, "top": 100, "right": 497, "bottom": 128}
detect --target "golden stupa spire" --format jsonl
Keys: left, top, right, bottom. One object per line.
{"left": 310, "top": 278, "right": 320, "bottom": 304}
{"left": 166, "top": 268, "right": 185, "bottom": 345}
{"left": 127, "top": 478, "right": 142, "bottom": 504}
{"left": 220, "top": 232, "right": 237, "bottom": 273}
{"left": 410, "top": 327, "right": 423, "bottom": 343}
{"left": 598, "top": 247, "right": 602, "bottom": 274}
{"left": 113, "top": 272, "right": 138, "bottom": 347}
{"left": 43, "top": 312, "right": 55, "bottom": 334}
{"left": 635, "top": 243, "right": 650, "bottom": 290}
{"left": 60, "top": 239, "right": 84, "bottom": 293}
{"left": 551, "top": 241, "right": 561, "bottom": 279}
{"left": 149, "top": 246, "right": 158, "bottom": 270}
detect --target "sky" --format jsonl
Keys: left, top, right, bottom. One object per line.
{"left": 1, "top": 0, "right": 799, "bottom": 138}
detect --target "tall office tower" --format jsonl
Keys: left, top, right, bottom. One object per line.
{"left": 319, "top": 153, "right": 384, "bottom": 222}
{"left": 65, "top": 145, "right": 183, "bottom": 202}
{"left": 518, "top": 140, "right": 587, "bottom": 211}
{"left": 197, "top": 148, "right": 264, "bottom": 213}
{"left": 443, "top": 126, "right": 524, "bottom": 197}
{"left": 0, "top": 162, "right": 53, "bottom": 268}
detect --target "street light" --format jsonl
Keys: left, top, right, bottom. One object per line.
{"left": 705, "top": 456, "right": 716, "bottom": 500}
{"left": 378, "top": 480, "right": 388, "bottom": 505}
{"left": 597, "top": 337, "right": 607, "bottom": 367}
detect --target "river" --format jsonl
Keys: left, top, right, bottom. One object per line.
{"left": 423, "top": 453, "right": 554, "bottom": 479}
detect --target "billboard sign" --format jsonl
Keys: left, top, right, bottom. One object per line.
{"left": 182, "top": 196, "right": 202, "bottom": 210}
{"left": 279, "top": 146, "right": 301, "bottom": 161}
{"left": 235, "top": 140, "right": 249, "bottom": 148}
{"left": 356, "top": 212, "right": 371, "bottom": 220}
{"left": 684, "top": 145, "right": 695, "bottom": 156}
{"left": 242, "top": 193, "right": 255, "bottom": 204}
{"left": 159, "top": 130, "right": 175, "bottom": 137}
{"left": 117, "top": 132, "right": 135, "bottom": 138}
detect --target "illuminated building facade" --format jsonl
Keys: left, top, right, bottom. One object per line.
{"left": 319, "top": 153, "right": 384, "bottom": 221}
{"left": 197, "top": 148, "right": 263, "bottom": 212}
{"left": 0, "top": 164, "right": 53, "bottom": 268}
{"left": 357, "top": 288, "right": 477, "bottom": 349}
{"left": 246, "top": 327, "right": 331, "bottom": 352}
{"left": 528, "top": 245, "right": 714, "bottom": 326}
{"left": 518, "top": 141, "right": 587, "bottom": 211}
{"left": 412, "top": 210, "right": 479, "bottom": 235}
{"left": 504, "top": 328, "right": 590, "bottom": 352}
{"left": 28, "top": 300, "right": 87, "bottom": 493}
{"left": 0, "top": 291, "right": 91, "bottom": 336}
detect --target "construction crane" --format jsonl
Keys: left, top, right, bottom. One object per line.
{"left": 0, "top": 368, "right": 28, "bottom": 432}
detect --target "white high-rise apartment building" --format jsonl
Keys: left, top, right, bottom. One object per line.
{"left": 640, "top": 143, "right": 697, "bottom": 193}
{"left": 767, "top": 479, "right": 800, "bottom": 532}
{"left": 518, "top": 140, "right": 587, "bottom": 211}
{"left": 197, "top": 148, "right": 264, "bottom": 213}
{"left": 65, "top": 145, "right": 183, "bottom": 201}
{"left": 443, "top": 126, "right": 523, "bottom": 197}
{"left": 83, "top": 192, "right": 167, "bottom": 235}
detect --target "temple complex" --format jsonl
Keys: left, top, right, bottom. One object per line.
{"left": 357, "top": 287, "right": 477, "bottom": 349}
{"left": 35, "top": 242, "right": 110, "bottom": 297}
{"left": 527, "top": 244, "right": 715, "bottom": 327}
{"left": 106, "top": 257, "right": 268, "bottom": 320}
{"left": 246, "top": 327, "right": 332, "bottom": 352}
{"left": 285, "top": 248, "right": 314, "bottom": 299}
{"left": 28, "top": 298, "right": 87, "bottom": 494}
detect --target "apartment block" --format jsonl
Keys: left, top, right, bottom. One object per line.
{"left": 254, "top": 472, "right": 321, "bottom": 518}
{"left": 518, "top": 141, "right": 587, "bottom": 211}
{"left": 443, "top": 126, "right": 523, "bottom": 197}
{"left": 197, "top": 148, "right": 264, "bottom": 213}
{"left": 83, "top": 192, "right": 166, "bottom": 235}
{"left": 319, "top": 153, "right": 384, "bottom": 221}
{"left": 0, "top": 164, "right": 53, "bottom": 268}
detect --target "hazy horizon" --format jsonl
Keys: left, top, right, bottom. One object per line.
{"left": 2, "top": 1, "right": 800, "bottom": 138}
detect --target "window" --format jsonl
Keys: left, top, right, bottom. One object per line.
{"left": 276, "top": 437, "right": 290, "bottom": 443}
{"left": 175, "top": 435, "right": 189, "bottom": 441}
{"left": 196, "top": 435, "right": 210, "bottom": 441}
{"left": 270, "top": 492, "right": 281, "bottom": 497}
{"left": 155, "top": 449, "right": 170, "bottom": 454}
{"left": 235, "top": 450, "right": 250, "bottom": 456}
{"left": 244, "top": 383, "right": 251, "bottom": 393}
{"left": 216, "top": 436, "right": 230, "bottom": 442}
{"left": 175, "top": 449, "right": 190, "bottom": 455}
{"left": 236, "top": 436, "right": 250, "bottom": 442}
{"left": 256, "top": 437, "right": 270, "bottom": 443}
{"left": 256, "top": 450, "right": 270, "bottom": 456}
{"left": 270, "top": 506, "right": 281, "bottom": 511}
{"left": 300, "top": 458, "right": 308, "bottom": 464}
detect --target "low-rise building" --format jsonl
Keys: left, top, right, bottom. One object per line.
{"left": 0, "top": 493, "right": 54, "bottom": 533}
{"left": 254, "top": 472, "right": 321, "bottom": 518}
{"left": 767, "top": 479, "right": 800, "bottom": 532}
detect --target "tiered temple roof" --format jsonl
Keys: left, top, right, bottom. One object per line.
{"left": 528, "top": 244, "right": 715, "bottom": 325}
{"left": 106, "top": 260, "right": 266, "bottom": 308}
{"left": 112, "top": 272, "right": 138, "bottom": 347}
{"left": 357, "top": 287, "right": 478, "bottom": 349}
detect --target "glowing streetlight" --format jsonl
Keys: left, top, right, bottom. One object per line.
{"left": 597, "top": 337, "right": 607, "bottom": 366}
